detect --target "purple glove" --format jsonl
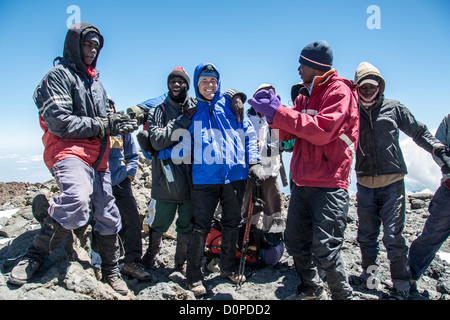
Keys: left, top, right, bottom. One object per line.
{"left": 247, "top": 89, "right": 281, "bottom": 123}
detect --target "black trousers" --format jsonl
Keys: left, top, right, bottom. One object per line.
{"left": 113, "top": 177, "right": 143, "bottom": 263}
{"left": 186, "top": 180, "right": 246, "bottom": 284}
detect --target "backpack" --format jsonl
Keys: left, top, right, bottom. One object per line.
{"left": 205, "top": 220, "right": 284, "bottom": 267}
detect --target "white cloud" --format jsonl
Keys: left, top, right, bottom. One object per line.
{"left": 0, "top": 154, "right": 19, "bottom": 159}
{"left": 15, "top": 155, "right": 42, "bottom": 164}
{"left": 400, "top": 136, "right": 441, "bottom": 193}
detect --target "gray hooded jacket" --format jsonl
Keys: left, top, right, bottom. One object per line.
{"left": 33, "top": 22, "right": 110, "bottom": 170}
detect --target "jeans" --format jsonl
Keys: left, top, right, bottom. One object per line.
{"left": 409, "top": 185, "right": 450, "bottom": 280}
{"left": 356, "top": 180, "right": 410, "bottom": 290}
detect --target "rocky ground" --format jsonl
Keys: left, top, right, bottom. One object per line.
{"left": 1, "top": 153, "right": 450, "bottom": 304}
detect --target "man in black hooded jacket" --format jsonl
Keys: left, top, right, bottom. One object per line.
{"left": 8, "top": 22, "right": 137, "bottom": 295}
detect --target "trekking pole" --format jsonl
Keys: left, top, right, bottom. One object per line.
{"left": 236, "top": 178, "right": 254, "bottom": 290}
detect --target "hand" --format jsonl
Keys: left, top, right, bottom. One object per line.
{"left": 97, "top": 113, "right": 138, "bottom": 138}
{"left": 247, "top": 89, "right": 281, "bottom": 123}
{"left": 248, "top": 162, "right": 265, "bottom": 186}
{"left": 127, "top": 105, "right": 148, "bottom": 126}
{"left": 232, "top": 94, "right": 244, "bottom": 122}
{"left": 434, "top": 146, "right": 450, "bottom": 172}
{"left": 115, "top": 113, "right": 139, "bottom": 134}
{"left": 136, "top": 130, "right": 157, "bottom": 156}
{"left": 182, "top": 98, "right": 197, "bottom": 119}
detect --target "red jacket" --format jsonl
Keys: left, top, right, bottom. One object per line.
{"left": 272, "top": 71, "right": 359, "bottom": 190}
{"left": 39, "top": 115, "right": 110, "bottom": 171}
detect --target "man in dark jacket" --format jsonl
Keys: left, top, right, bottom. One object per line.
{"left": 8, "top": 23, "right": 137, "bottom": 295}
{"left": 409, "top": 113, "right": 450, "bottom": 291}
{"left": 352, "top": 62, "right": 450, "bottom": 299}
{"left": 141, "top": 67, "right": 196, "bottom": 274}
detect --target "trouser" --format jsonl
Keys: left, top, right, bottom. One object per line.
{"left": 409, "top": 185, "right": 450, "bottom": 280}
{"left": 26, "top": 157, "right": 122, "bottom": 276}
{"left": 113, "top": 177, "right": 142, "bottom": 263}
{"left": 284, "top": 185, "right": 352, "bottom": 300}
{"left": 186, "top": 180, "right": 245, "bottom": 284}
{"left": 356, "top": 180, "right": 411, "bottom": 291}
{"left": 48, "top": 157, "right": 122, "bottom": 235}
{"left": 151, "top": 200, "right": 194, "bottom": 234}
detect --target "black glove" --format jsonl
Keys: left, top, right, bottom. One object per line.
{"left": 248, "top": 162, "right": 264, "bottom": 186}
{"left": 97, "top": 112, "right": 138, "bottom": 139}
{"left": 182, "top": 98, "right": 197, "bottom": 119}
{"left": 127, "top": 105, "right": 149, "bottom": 126}
{"left": 434, "top": 146, "right": 450, "bottom": 174}
{"left": 136, "top": 130, "right": 157, "bottom": 156}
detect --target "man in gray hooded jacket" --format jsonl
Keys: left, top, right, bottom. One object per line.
{"left": 352, "top": 62, "right": 450, "bottom": 299}
{"left": 8, "top": 22, "right": 137, "bottom": 295}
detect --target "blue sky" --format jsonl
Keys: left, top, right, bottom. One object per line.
{"left": 0, "top": 0, "right": 449, "bottom": 194}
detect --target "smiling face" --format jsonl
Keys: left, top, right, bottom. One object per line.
{"left": 168, "top": 76, "right": 187, "bottom": 97}
{"left": 198, "top": 77, "right": 218, "bottom": 101}
{"left": 82, "top": 40, "right": 99, "bottom": 66}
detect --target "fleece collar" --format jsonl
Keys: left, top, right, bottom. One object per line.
{"left": 305, "top": 69, "right": 336, "bottom": 96}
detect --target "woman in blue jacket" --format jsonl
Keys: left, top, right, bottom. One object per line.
{"left": 158, "top": 62, "right": 262, "bottom": 296}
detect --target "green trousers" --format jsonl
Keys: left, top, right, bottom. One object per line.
{"left": 151, "top": 200, "right": 193, "bottom": 234}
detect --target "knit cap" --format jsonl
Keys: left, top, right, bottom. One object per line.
{"left": 84, "top": 31, "right": 101, "bottom": 45}
{"left": 299, "top": 40, "right": 333, "bottom": 71}
{"left": 168, "top": 67, "right": 190, "bottom": 90}
{"left": 197, "top": 64, "right": 219, "bottom": 86}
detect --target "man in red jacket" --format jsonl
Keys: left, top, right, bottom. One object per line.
{"left": 248, "top": 40, "right": 359, "bottom": 300}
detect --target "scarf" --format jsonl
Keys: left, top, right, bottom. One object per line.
{"left": 359, "top": 87, "right": 379, "bottom": 109}
{"left": 86, "top": 65, "right": 96, "bottom": 78}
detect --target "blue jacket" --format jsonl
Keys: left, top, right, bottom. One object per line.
{"left": 158, "top": 62, "right": 261, "bottom": 185}
{"left": 109, "top": 133, "right": 139, "bottom": 186}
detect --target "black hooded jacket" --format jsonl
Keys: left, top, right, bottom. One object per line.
{"left": 33, "top": 22, "right": 110, "bottom": 171}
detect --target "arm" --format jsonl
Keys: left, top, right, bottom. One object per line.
{"left": 34, "top": 67, "right": 102, "bottom": 139}
{"left": 395, "top": 103, "right": 440, "bottom": 153}
{"left": 272, "top": 92, "right": 353, "bottom": 146}
{"left": 123, "top": 133, "right": 139, "bottom": 180}
{"left": 147, "top": 99, "right": 194, "bottom": 151}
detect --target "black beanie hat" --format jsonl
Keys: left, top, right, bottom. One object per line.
{"left": 299, "top": 40, "right": 333, "bottom": 71}
{"left": 167, "top": 67, "right": 190, "bottom": 90}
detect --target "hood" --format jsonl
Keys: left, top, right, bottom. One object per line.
{"left": 354, "top": 61, "right": 385, "bottom": 96}
{"left": 63, "top": 22, "right": 104, "bottom": 75}
{"left": 193, "top": 62, "right": 222, "bottom": 102}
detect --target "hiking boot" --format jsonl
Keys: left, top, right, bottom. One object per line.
{"left": 285, "top": 286, "right": 329, "bottom": 300}
{"left": 175, "top": 262, "right": 187, "bottom": 276}
{"left": 387, "top": 288, "right": 409, "bottom": 300}
{"left": 8, "top": 257, "right": 41, "bottom": 286}
{"left": 103, "top": 274, "right": 129, "bottom": 296}
{"left": 142, "top": 228, "right": 163, "bottom": 269}
{"left": 121, "top": 261, "right": 152, "bottom": 281}
{"left": 188, "top": 281, "right": 207, "bottom": 297}
{"left": 31, "top": 194, "right": 49, "bottom": 225}
{"left": 409, "top": 279, "right": 418, "bottom": 294}
{"left": 220, "top": 270, "right": 246, "bottom": 284}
